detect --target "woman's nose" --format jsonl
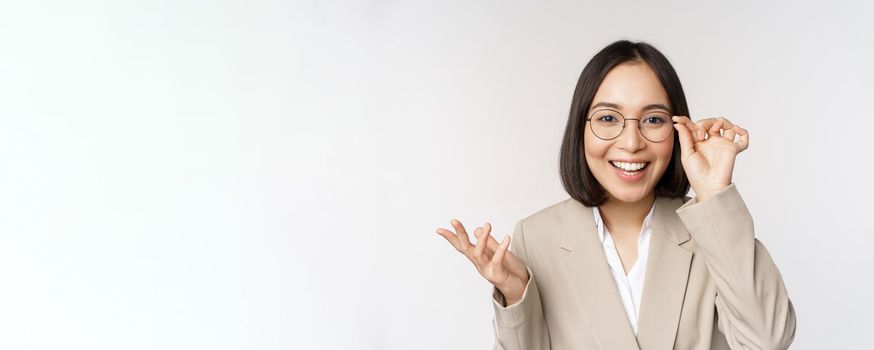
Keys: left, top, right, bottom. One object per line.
{"left": 617, "top": 120, "right": 646, "bottom": 151}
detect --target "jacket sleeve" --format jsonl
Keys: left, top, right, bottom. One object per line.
{"left": 490, "top": 220, "right": 551, "bottom": 350}
{"left": 676, "top": 183, "right": 797, "bottom": 349}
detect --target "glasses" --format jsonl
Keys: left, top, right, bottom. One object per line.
{"left": 586, "top": 109, "right": 677, "bottom": 142}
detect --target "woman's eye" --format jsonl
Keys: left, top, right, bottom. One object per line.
{"left": 599, "top": 115, "right": 617, "bottom": 122}
{"left": 644, "top": 115, "right": 665, "bottom": 124}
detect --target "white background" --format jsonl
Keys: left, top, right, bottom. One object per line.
{"left": 1, "top": 0, "right": 872, "bottom": 349}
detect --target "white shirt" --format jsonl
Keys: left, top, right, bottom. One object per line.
{"left": 592, "top": 201, "right": 656, "bottom": 336}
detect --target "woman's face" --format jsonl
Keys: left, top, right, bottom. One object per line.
{"left": 584, "top": 61, "right": 675, "bottom": 204}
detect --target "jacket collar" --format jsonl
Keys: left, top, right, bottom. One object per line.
{"left": 558, "top": 195, "right": 692, "bottom": 349}
{"left": 591, "top": 199, "right": 657, "bottom": 244}
{"left": 561, "top": 196, "right": 690, "bottom": 251}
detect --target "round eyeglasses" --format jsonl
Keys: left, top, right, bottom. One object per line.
{"left": 586, "top": 109, "right": 677, "bottom": 143}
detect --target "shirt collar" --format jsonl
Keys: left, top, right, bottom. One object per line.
{"left": 592, "top": 199, "right": 657, "bottom": 243}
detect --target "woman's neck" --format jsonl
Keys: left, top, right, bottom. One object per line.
{"left": 598, "top": 192, "right": 656, "bottom": 238}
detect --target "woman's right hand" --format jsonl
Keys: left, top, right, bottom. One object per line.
{"left": 436, "top": 219, "right": 530, "bottom": 305}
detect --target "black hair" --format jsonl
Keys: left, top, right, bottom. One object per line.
{"left": 559, "top": 40, "right": 691, "bottom": 207}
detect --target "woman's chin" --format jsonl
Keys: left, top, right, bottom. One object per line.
{"left": 606, "top": 187, "right": 652, "bottom": 204}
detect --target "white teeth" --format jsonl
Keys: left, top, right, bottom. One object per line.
{"left": 611, "top": 161, "right": 647, "bottom": 171}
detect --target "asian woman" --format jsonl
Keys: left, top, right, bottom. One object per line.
{"left": 436, "top": 40, "right": 796, "bottom": 349}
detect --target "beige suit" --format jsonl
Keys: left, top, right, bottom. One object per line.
{"left": 491, "top": 184, "right": 796, "bottom": 349}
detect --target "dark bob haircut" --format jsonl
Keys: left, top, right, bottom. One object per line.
{"left": 559, "top": 40, "right": 691, "bottom": 207}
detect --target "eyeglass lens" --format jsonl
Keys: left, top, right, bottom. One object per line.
{"left": 588, "top": 109, "right": 673, "bottom": 142}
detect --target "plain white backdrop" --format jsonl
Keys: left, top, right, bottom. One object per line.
{"left": 1, "top": 0, "right": 872, "bottom": 349}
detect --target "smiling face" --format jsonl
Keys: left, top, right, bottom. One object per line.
{"left": 584, "top": 61, "right": 675, "bottom": 204}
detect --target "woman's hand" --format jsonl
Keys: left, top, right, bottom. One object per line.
{"left": 436, "top": 219, "right": 530, "bottom": 305}
{"left": 672, "top": 116, "right": 750, "bottom": 202}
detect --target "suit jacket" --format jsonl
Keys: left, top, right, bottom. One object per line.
{"left": 491, "top": 184, "right": 796, "bottom": 349}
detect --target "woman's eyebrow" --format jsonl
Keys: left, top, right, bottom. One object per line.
{"left": 642, "top": 103, "right": 671, "bottom": 112}
{"left": 590, "top": 102, "right": 671, "bottom": 112}
{"left": 590, "top": 102, "right": 622, "bottom": 110}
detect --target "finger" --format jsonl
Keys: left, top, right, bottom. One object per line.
{"left": 708, "top": 118, "right": 724, "bottom": 138}
{"left": 436, "top": 228, "right": 461, "bottom": 251}
{"left": 490, "top": 235, "right": 510, "bottom": 271}
{"left": 458, "top": 222, "right": 502, "bottom": 257}
{"left": 473, "top": 226, "right": 488, "bottom": 262}
{"left": 478, "top": 223, "right": 526, "bottom": 277}
{"left": 718, "top": 117, "right": 736, "bottom": 140}
{"left": 674, "top": 115, "right": 698, "bottom": 145}
{"left": 496, "top": 238, "right": 527, "bottom": 277}
{"left": 696, "top": 122, "right": 710, "bottom": 141}
{"left": 734, "top": 126, "right": 749, "bottom": 153}
{"left": 451, "top": 219, "right": 472, "bottom": 251}
{"left": 672, "top": 116, "right": 696, "bottom": 157}
{"left": 482, "top": 222, "right": 501, "bottom": 255}
{"left": 694, "top": 118, "right": 717, "bottom": 141}
{"left": 724, "top": 125, "right": 737, "bottom": 141}
{"left": 684, "top": 117, "right": 707, "bottom": 141}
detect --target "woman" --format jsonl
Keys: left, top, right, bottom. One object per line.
{"left": 436, "top": 40, "right": 796, "bottom": 349}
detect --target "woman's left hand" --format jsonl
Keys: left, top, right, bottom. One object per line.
{"left": 672, "top": 116, "right": 749, "bottom": 202}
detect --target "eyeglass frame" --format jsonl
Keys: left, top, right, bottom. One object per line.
{"left": 585, "top": 108, "right": 681, "bottom": 143}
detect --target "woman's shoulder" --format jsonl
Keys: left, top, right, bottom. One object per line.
{"left": 511, "top": 199, "right": 574, "bottom": 252}
{"left": 519, "top": 198, "right": 575, "bottom": 225}
{"left": 518, "top": 194, "right": 693, "bottom": 230}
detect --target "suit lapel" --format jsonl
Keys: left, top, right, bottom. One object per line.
{"left": 558, "top": 199, "right": 640, "bottom": 350}
{"left": 635, "top": 196, "right": 693, "bottom": 350}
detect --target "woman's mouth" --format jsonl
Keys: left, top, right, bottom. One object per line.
{"left": 609, "top": 161, "right": 649, "bottom": 182}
